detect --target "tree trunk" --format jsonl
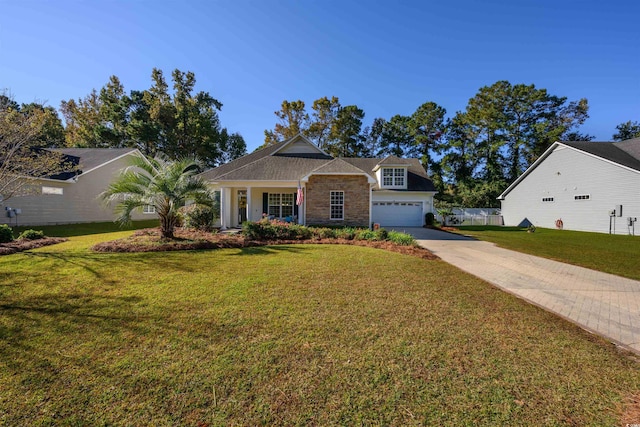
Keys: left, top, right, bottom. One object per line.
{"left": 160, "top": 214, "right": 175, "bottom": 239}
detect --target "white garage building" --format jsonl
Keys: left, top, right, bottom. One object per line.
{"left": 498, "top": 138, "right": 640, "bottom": 235}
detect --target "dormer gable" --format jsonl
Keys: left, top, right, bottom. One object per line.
{"left": 373, "top": 156, "right": 411, "bottom": 189}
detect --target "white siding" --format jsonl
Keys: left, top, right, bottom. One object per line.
{"left": 278, "top": 139, "right": 324, "bottom": 155}
{"left": 501, "top": 145, "right": 640, "bottom": 235}
{"left": 1, "top": 154, "right": 151, "bottom": 226}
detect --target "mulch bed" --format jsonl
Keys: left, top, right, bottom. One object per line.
{"left": 0, "top": 237, "right": 68, "bottom": 255}
{"left": 91, "top": 228, "right": 439, "bottom": 260}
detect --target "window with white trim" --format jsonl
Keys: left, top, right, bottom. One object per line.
{"left": 268, "top": 193, "right": 294, "bottom": 218}
{"left": 143, "top": 205, "right": 156, "bottom": 214}
{"left": 381, "top": 167, "right": 406, "bottom": 188}
{"left": 330, "top": 191, "right": 344, "bottom": 220}
{"left": 574, "top": 194, "right": 590, "bottom": 200}
{"left": 542, "top": 197, "right": 554, "bottom": 202}
{"left": 42, "top": 186, "right": 63, "bottom": 195}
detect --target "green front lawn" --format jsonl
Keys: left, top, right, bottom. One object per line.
{"left": 455, "top": 226, "right": 640, "bottom": 281}
{"left": 11, "top": 219, "right": 159, "bottom": 238}
{"left": 0, "top": 231, "right": 638, "bottom": 425}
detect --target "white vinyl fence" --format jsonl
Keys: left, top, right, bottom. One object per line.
{"left": 443, "top": 214, "right": 504, "bottom": 226}
{"left": 435, "top": 208, "right": 504, "bottom": 226}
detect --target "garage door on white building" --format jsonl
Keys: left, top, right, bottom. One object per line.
{"left": 372, "top": 201, "right": 423, "bottom": 227}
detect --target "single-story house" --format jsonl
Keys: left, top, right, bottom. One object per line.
{"left": 199, "top": 134, "right": 437, "bottom": 229}
{"left": 1, "top": 148, "right": 154, "bottom": 226}
{"left": 498, "top": 138, "right": 640, "bottom": 235}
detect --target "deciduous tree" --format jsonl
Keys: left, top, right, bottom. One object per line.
{"left": 0, "top": 95, "right": 70, "bottom": 201}
{"left": 307, "top": 96, "right": 340, "bottom": 150}
{"left": 613, "top": 120, "right": 640, "bottom": 141}
{"left": 263, "top": 100, "right": 309, "bottom": 146}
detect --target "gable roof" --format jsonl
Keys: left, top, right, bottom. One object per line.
{"left": 40, "top": 147, "right": 139, "bottom": 181}
{"left": 342, "top": 158, "right": 436, "bottom": 191}
{"left": 562, "top": 141, "right": 640, "bottom": 172}
{"left": 309, "top": 158, "right": 373, "bottom": 175}
{"left": 498, "top": 138, "right": 640, "bottom": 199}
{"left": 208, "top": 156, "right": 331, "bottom": 181}
{"left": 301, "top": 158, "right": 377, "bottom": 184}
{"left": 200, "top": 134, "right": 436, "bottom": 191}
{"left": 199, "top": 134, "right": 332, "bottom": 182}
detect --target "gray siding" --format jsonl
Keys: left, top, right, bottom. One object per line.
{"left": 2, "top": 154, "right": 153, "bottom": 226}
{"left": 501, "top": 145, "right": 640, "bottom": 235}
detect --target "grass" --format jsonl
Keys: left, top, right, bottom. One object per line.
{"left": 454, "top": 226, "right": 640, "bottom": 281}
{"left": 11, "top": 219, "right": 159, "bottom": 238}
{"left": 0, "top": 230, "right": 639, "bottom": 425}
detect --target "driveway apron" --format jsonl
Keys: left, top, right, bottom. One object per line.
{"left": 397, "top": 227, "right": 640, "bottom": 355}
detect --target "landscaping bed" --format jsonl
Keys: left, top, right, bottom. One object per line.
{"left": 0, "top": 237, "right": 68, "bottom": 255}
{"left": 91, "top": 227, "right": 438, "bottom": 260}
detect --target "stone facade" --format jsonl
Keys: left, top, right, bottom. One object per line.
{"left": 305, "top": 175, "right": 370, "bottom": 227}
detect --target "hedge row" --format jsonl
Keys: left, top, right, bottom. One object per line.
{"left": 241, "top": 218, "right": 416, "bottom": 246}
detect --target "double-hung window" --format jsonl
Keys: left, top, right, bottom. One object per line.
{"left": 382, "top": 168, "right": 405, "bottom": 188}
{"left": 143, "top": 205, "right": 156, "bottom": 214}
{"left": 268, "top": 193, "right": 294, "bottom": 218}
{"left": 330, "top": 191, "right": 344, "bottom": 220}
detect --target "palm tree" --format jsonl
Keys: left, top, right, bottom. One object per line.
{"left": 102, "top": 155, "right": 212, "bottom": 239}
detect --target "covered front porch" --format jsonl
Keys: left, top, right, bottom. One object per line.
{"left": 218, "top": 185, "right": 304, "bottom": 229}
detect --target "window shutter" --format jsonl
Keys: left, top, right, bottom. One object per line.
{"left": 263, "top": 193, "right": 268, "bottom": 215}
{"left": 293, "top": 193, "right": 298, "bottom": 216}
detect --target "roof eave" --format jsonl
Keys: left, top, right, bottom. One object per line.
{"left": 301, "top": 171, "right": 377, "bottom": 184}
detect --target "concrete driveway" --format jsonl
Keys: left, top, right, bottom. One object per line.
{"left": 397, "top": 227, "right": 640, "bottom": 355}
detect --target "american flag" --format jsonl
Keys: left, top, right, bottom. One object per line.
{"left": 296, "top": 184, "right": 304, "bottom": 206}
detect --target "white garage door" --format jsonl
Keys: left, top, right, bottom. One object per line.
{"left": 372, "top": 202, "right": 423, "bottom": 227}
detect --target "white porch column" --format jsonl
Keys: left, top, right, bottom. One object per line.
{"left": 220, "top": 187, "right": 232, "bottom": 230}
{"left": 246, "top": 187, "right": 252, "bottom": 222}
{"left": 298, "top": 191, "right": 304, "bottom": 225}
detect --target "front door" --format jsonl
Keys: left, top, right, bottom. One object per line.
{"left": 238, "top": 190, "right": 247, "bottom": 224}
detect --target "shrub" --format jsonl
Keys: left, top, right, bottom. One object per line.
{"left": 311, "top": 227, "right": 336, "bottom": 240}
{"left": 0, "top": 224, "right": 14, "bottom": 243}
{"left": 242, "top": 218, "right": 311, "bottom": 240}
{"left": 334, "top": 227, "right": 357, "bottom": 240}
{"left": 355, "top": 229, "right": 377, "bottom": 241}
{"left": 388, "top": 231, "right": 416, "bottom": 246}
{"left": 425, "top": 212, "right": 435, "bottom": 226}
{"left": 374, "top": 228, "right": 389, "bottom": 241}
{"left": 18, "top": 229, "right": 45, "bottom": 240}
{"left": 181, "top": 204, "right": 217, "bottom": 232}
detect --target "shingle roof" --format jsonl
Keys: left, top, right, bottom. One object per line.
{"left": 615, "top": 138, "right": 640, "bottom": 163}
{"left": 342, "top": 158, "right": 436, "bottom": 192}
{"left": 199, "top": 136, "right": 436, "bottom": 192}
{"left": 52, "top": 148, "right": 137, "bottom": 173}
{"left": 564, "top": 140, "right": 640, "bottom": 172}
{"left": 499, "top": 138, "right": 640, "bottom": 199}
{"left": 309, "top": 158, "right": 374, "bottom": 175}
{"left": 199, "top": 141, "right": 288, "bottom": 180}
{"left": 376, "top": 155, "right": 414, "bottom": 166}
{"left": 207, "top": 156, "right": 331, "bottom": 181}
{"left": 41, "top": 148, "right": 137, "bottom": 180}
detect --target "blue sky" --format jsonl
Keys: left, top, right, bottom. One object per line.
{"left": 1, "top": 0, "right": 638, "bottom": 152}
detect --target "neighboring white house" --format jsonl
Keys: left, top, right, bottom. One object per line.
{"left": 199, "top": 134, "right": 437, "bottom": 229}
{"left": 498, "top": 138, "right": 640, "bottom": 235}
{"left": 1, "top": 148, "right": 154, "bottom": 226}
